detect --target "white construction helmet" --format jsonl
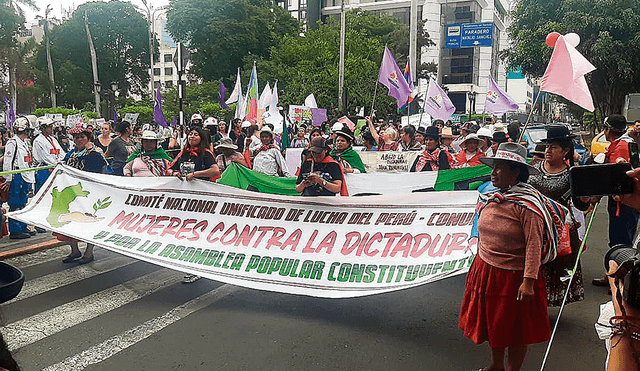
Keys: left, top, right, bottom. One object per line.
{"left": 12, "top": 116, "right": 31, "bottom": 132}
{"left": 204, "top": 117, "right": 218, "bottom": 127}
{"left": 36, "top": 116, "right": 54, "bottom": 128}
{"left": 191, "top": 113, "right": 203, "bottom": 123}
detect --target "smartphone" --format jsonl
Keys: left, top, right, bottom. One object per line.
{"left": 569, "top": 163, "right": 634, "bottom": 197}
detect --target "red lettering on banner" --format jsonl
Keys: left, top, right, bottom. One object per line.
{"left": 302, "top": 230, "right": 319, "bottom": 253}
{"left": 265, "top": 227, "right": 286, "bottom": 249}
{"left": 364, "top": 232, "right": 383, "bottom": 257}
{"left": 445, "top": 233, "right": 468, "bottom": 255}
{"left": 340, "top": 232, "right": 361, "bottom": 256}
{"left": 428, "top": 234, "right": 450, "bottom": 257}
{"left": 355, "top": 232, "right": 370, "bottom": 256}
{"left": 252, "top": 226, "right": 274, "bottom": 248}
{"left": 206, "top": 222, "right": 225, "bottom": 243}
{"left": 235, "top": 226, "right": 257, "bottom": 247}
{"left": 381, "top": 232, "right": 402, "bottom": 257}
{"left": 221, "top": 224, "right": 239, "bottom": 245}
{"left": 410, "top": 233, "right": 432, "bottom": 258}
{"left": 136, "top": 215, "right": 157, "bottom": 234}
{"left": 124, "top": 214, "right": 146, "bottom": 232}
{"left": 315, "top": 231, "right": 337, "bottom": 254}
{"left": 160, "top": 217, "right": 182, "bottom": 237}
{"left": 108, "top": 211, "right": 132, "bottom": 228}
{"left": 189, "top": 220, "right": 208, "bottom": 241}
{"left": 175, "top": 219, "right": 196, "bottom": 240}
{"left": 147, "top": 216, "right": 169, "bottom": 235}
{"left": 390, "top": 233, "right": 413, "bottom": 258}
{"left": 427, "top": 213, "right": 438, "bottom": 226}
{"left": 281, "top": 229, "right": 302, "bottom": 251}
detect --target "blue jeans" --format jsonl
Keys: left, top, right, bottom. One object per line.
{"left": 35, "top": 168, "right": 51, "bottom": 194}
{"left": 8, "top": 173, "right": 30, "bottom": 235}
{"left": 608, "top": 198, "right": 639, "bottom": 247}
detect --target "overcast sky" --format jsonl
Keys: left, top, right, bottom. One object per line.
{"left": 24, "top": 0, "right": 170, "bottom": 23}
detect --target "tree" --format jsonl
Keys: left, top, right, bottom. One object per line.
{"left": 501, "top": 0, "right": 640, "bottom": 118}
{"left": 37, "top": 4, "right": 57, "bottom": 107}
{"left": 31, "top": 1, "right": 152, "bottom": 110}
{"left": 165, "top": 0, "right": 300, "bottom": 82}
{"left": 243, "top": 10, "right": 434, "bottom": 119}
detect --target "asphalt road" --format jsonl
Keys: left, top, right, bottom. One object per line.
{"left": 0, "top": 199, "right": 616, "bottom": 371}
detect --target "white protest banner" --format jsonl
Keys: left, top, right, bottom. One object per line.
{"left": 345, "top": 171, "right": 438, "bottom": 195}
{"left": 288, "top": 105, "right": 312, "bottom": 124}
{"left": 10, "top": 165, "right": 477, "bottom": 298}
{"left": 123, "top": 113, "right": 139, "bottom": 124}
{"left": 95, "top": 118, "right": 106, "bottom": 125}
{"left": 401, "top": 113, "right": 432, "bottom": 128}
{"left": 66, "top": 114, "right": 84, "bottom": 127}
{"left": 285, "top": 147, "right": 304, "bottom": 175}
{"left": 45, "top": 113, "right": 64, "bottom": 122}
{"left": 359, "top": 151, "right": 422, "bottom": 173}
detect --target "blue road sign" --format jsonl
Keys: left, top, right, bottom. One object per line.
{"left": 445, "top": 22, "right": 494, "bottom": 49}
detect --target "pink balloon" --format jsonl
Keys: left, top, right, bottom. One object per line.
{"left": 546, "top": 32, "right": 561, "bottom": 47}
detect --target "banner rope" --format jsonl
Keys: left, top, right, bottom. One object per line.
{"left": 539, "top": 201, "right": 600, "bottom": 370}
{"left": 0, "top": 165, "right": 55, "bottom": 177}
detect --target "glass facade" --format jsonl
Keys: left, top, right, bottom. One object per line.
{"left": 440, "top": 1, "right": 482, "bottom": 86}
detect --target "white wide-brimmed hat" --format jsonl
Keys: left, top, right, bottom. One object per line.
{"left": 479, "top": 142, "right": 540, "bottom": 175}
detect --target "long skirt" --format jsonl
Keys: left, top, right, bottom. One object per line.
{"left": 459, "top": 255, "right": 551, "bottom": 349}
{"left": 542, "top": 255, "right": 585, "bottom": 307}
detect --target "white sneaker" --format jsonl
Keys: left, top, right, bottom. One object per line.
{"left": 182, "top": 274, "right": 201, "bottom": 284}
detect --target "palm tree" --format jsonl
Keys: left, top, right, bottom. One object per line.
{"left": 37, "top": 4, "right": 56, "bottom": 107}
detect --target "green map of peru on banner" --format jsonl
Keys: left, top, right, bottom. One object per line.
{"left": 10, "top": 165, "right": 478, "bottom": 298}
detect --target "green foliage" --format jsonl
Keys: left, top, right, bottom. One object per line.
{"left": 245, "top": 9, "right": 433, "bottom": 119}
{"left": 31, "top": 1, "right": 152, "bottom": 109}
{"left": 502, "top": 0, "right": 640, "bottom": 118}
{"left": 166, "top": 0, "right": 301, "bottom": 81}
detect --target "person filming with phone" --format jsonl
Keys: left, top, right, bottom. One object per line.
{"left": 296, "top": 137, "right": 347, "bottom": 196}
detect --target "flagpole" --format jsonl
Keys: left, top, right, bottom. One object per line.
{"left": 370, "top": 80, "right": 379, "bottom": 119}
{"left": 517, "top": 90, "right": 543, "bottom": 142}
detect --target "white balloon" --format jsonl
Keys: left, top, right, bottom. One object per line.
{"left": 565, "top": 33, "right": 580, "bottom": 47}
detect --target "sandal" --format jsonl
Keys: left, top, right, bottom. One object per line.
{"left": 62, "top": 253, "right": 82, "bottom": 263}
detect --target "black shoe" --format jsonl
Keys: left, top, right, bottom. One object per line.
{"left": 77, "top": 256, "right": 94, "bottom": 265}
{"left": 62, "top": 253, "right": 82, "bottom": 263}
{"left": 35, "top": 227, "right": 47, "bottom": 233}
{"left": 26, "top": 230, "right": 36, "bottom": 236}
{"left": 592, "top": 276, "right": 609, "bottom": 287}
{"left": 9, "top": 233, "right": 31, "bottom": 240}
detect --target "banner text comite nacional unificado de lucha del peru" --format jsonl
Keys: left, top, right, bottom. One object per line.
{"left": 9, "top": 165, "right": 478, "bottom": 298}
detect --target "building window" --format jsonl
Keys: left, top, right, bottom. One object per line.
{"left": 165, "top": 80, "right": 173, "bottom": 88}
{"left": 153, "top": 54, "right": 159, "bottom": 64}
{"left": 164, "top": 67, "right": 173, "bottom": 75}
{"left": 153, "top": 68, "right": 161, "bottom": 76}
{"left": 164, "top": 54, "right": 173, "bottom": 63}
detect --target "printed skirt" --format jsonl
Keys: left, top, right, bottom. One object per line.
{"left": 459, "top": 255, "right": 551, "bottom": 348}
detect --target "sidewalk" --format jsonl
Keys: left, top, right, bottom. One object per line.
{"left": 0, "top": 232, "right": 64, "bottom": 260}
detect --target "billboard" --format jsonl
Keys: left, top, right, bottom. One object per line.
{"left": 445, "top": 22, "right": 494, "bottom": 49}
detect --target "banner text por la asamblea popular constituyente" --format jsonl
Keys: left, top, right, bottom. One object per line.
{"left": 9, "top": 165, "right": 478, "bottom": 298}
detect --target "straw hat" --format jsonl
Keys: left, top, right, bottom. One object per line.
{"left": 215, "top": 137, "right": 238, "bottom": 150}
{"left": 440, "top": 126, "right": 456, "bottom": 139}
{"left": 479, "top": 142, "right": 540, "bottom": 175}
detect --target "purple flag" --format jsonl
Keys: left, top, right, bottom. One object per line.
{"left": 3, "top": 96, "right": 15, "bottom": 128}
{"left": 113, "top": 109, "right": 118, "bottom": 127}
{"left": 377, "top": 46, "right": 412, "bottom": 109}
{"left": 219, "top": 81, "right": 230, "bottom": 110}
{"left": 485, "top": 75, "right": 519, "bottom": 114}
{"left": 171, "top": 114, "right": 177, "bottom": 127}
{"left": 153, "top": 84, "right": 168, "bottom": 128}
{"left": 423, "top": 78, "right": 456, "bottom": 121}
{"left": 310, "top": 108, "right": 327, "bottom": 127}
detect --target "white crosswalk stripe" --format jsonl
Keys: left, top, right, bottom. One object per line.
{"left": 4, "top": 245, "right": 74, "bottom": 269}
{"left": 3, "top": 268, "right": 183, "bottom": 351}
{"left": 41, "top": 284, "right": 239, "bottom": 371}
{"left": 7, "top": 255, "right": 136, "bottom": 303}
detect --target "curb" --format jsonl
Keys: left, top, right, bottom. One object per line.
{"left": 0, "top": 240, "right": 65, "bottom": 260}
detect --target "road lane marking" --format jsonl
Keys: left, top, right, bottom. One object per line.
{"left": 41, "top": 284, "right": 240, "bottom": 371}
{"left": 7, "top": 255, "right": 136, "bottom": 303}
{"left": 3, "top": 245, "right": 73, "bottom": 268}
{"left": 2, "top": 269, "right": 182, "bottom": 351}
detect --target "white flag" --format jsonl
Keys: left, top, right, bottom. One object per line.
{"left": 235, "top": 94, "right": 244, "bottom": 119}
{"left": 304, "top": 93, "right": 318, "bottom": 109}
{"left": 258, "top": 82, "right": 272, "bottom": 110}
{"left": 269, "top": 81, "right": 279, "bottom": 113}
{"left": 225, "top": 68, "right": 242, "bottom": 105}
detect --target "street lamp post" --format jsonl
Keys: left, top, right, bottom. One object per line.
{"left": 141, "top": 0, "right": 168, "bottom": 103}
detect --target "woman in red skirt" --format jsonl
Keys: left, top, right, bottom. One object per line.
{"left": 460, "top": 142, "right": 561, "bottom": 371}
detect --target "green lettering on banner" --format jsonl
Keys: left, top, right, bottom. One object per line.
{"left": 229, "top": 254, "right": 245, "bottom": 270}
{"left": 204, "top": 250, "right": 219, "bottom": 266}
{"left": 310, "top": 261, "right": 324, "bottom": 280}
{"left": 245, "top": 255, "right": 260, "bottom": 271}
{"left": 327, "top": 262, "right": 340, "bottom": 281}
{"left": 145, "top": 242, "right": 162, "bottom": 254}
{"left": 93, "top": 231, "right": 110, "bottom": 240}
{"left": 169, "top": 245, "right": 185, "bottom": 259}
{"left": 189, "top": 249, "right": 210, "bottom": 265}
{"left": 363, "top": 265, "right": 377, "bottom": 283}
{"left": 158, "top": 244, "right": 175, "bottom": 258}
{"left": 349, "top": 264, "right": 364, "bottom": 283}
{"left": 298, "top": 260, "right": 314, "bottom": 279}
{"left": 179, "top": 247, "right": 196, "bottom": 261}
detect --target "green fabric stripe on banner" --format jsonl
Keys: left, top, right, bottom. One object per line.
{"left": 218, "top": 163, "right": 299, "bottom": 195}
{"left": 433, "top": 165, "right": 492, "bottom": 191}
